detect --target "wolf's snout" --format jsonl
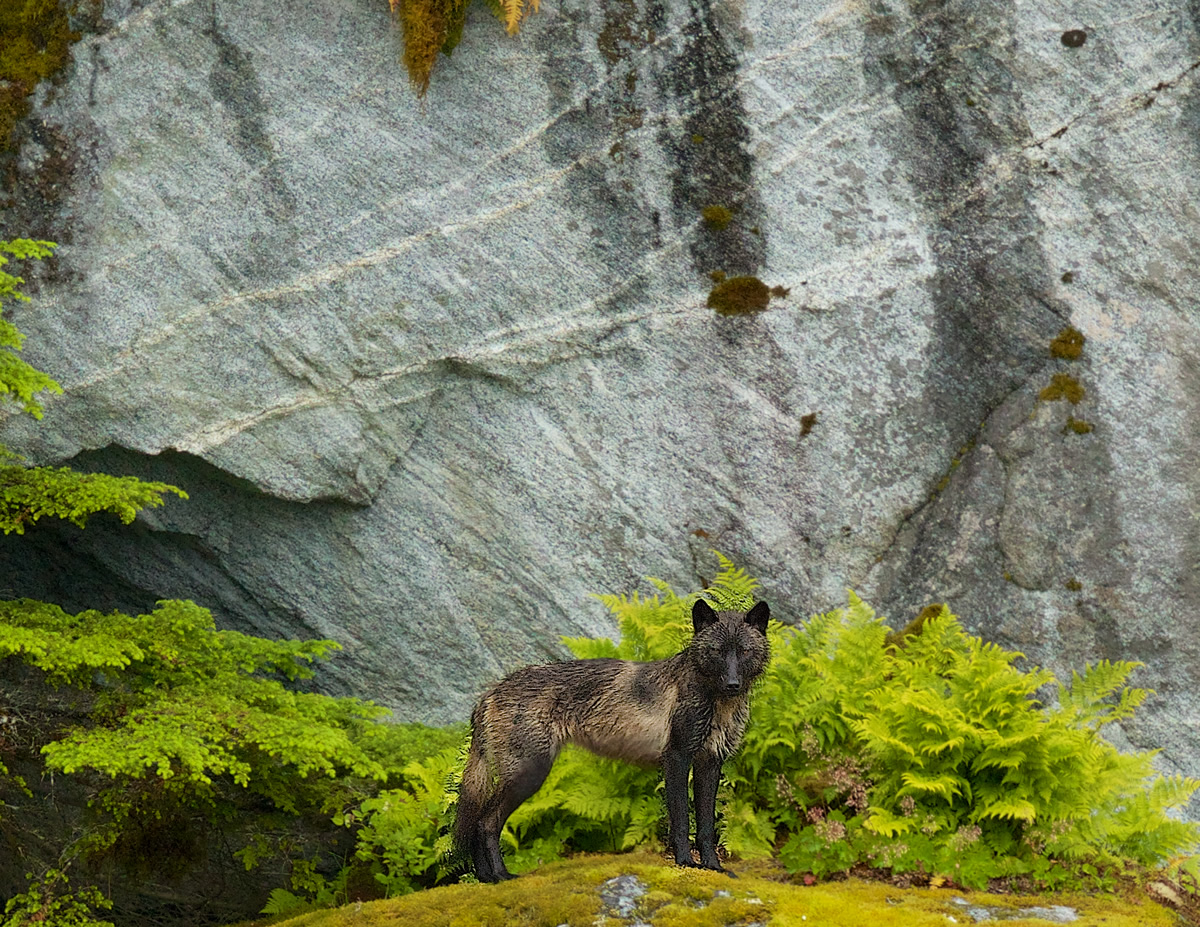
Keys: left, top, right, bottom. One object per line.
{"left": 724, "top": 652, "right": 742, "bottom": 692}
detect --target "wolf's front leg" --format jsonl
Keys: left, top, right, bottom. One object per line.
{"left": 663, "top": 748, "right": 698, "bottom": 867}
{"left": 692, "top": 750, "right": 728, "bottom": 872}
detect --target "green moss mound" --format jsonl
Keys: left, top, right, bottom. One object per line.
{"left": 1049, "top": 326, "right": 1086, "bottom": 360}
{"left": 0, "top": 0, "right": 83, "bottom": 152}
{"left": 1040, "top": 372, "right": 1085, "bottom": 403}
{"left": 266, "top": 852, "right": 1177, "bottom": 927}
{"left": 706, "top": 276, "right": 789, "bottom": 315}
{"left": 700, "top": 204, "right": 733, "bottom": 230}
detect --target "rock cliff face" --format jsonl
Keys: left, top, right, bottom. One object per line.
{"left": 2, "top": 0, "right": 1199, "bottom": 790}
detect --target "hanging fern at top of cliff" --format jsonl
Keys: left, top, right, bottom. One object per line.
{"left": 391, "top": 0, "right": 539, "bottom": 95}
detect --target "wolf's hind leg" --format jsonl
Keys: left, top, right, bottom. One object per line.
{"left": 469, "top": 824, "right": 500, "bottom": 883}
{"left": 480, "top": 749, "right": 556, "bottom": 881}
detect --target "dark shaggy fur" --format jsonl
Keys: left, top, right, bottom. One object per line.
{"left": 456, "top": 600, "right": 771, "bottom": 882}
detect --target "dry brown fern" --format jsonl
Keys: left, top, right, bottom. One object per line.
{"left": 391, "top": 0, "right": 540, "bottom": 95}
{"left": 392, "top": 0, "right": 446, "bottom": 95}
{"left": 504, "top": 0, "right": 539, "bottom": 34}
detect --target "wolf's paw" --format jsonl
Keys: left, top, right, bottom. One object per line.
{"left": 700, "top": 859, "right": 736, "bottom": 877}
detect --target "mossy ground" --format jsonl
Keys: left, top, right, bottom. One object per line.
{"left": 262, "top": 851, "right": 1176, "bottom": 927}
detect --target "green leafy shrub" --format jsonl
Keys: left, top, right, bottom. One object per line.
{"left": 0, "top": 238, "right": 438, "bottom": 920}
{"left": 0, "top": 869, "right": 112, "bottom": 927}
{"left": 352, "top": 745, "right": 465, "bottom": 896}
{"left": 0, "top": 239, "right": 185, "bottom": 532}
{"left": 0, "top": 598, "right": 394, "bottom": 870}
{"left": 0, "top": 596, "right": 476, "bottom": 917}
{"left": 2, "top": 597, "right": 388, "bottom": 790}
{"left": 0, "top": 239, "right": 60, "bottom": 417}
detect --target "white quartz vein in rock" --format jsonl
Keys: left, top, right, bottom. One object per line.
{"left": 173, "top": 296, "right": 696, "bottom": 454}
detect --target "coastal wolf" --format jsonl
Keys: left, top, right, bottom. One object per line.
{"left": 455, "top": 599, "right": 771, "bottom": 882}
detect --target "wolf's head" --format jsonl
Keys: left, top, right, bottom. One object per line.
{"left": 688, "top": 599, "right": 771, "bottom": 696}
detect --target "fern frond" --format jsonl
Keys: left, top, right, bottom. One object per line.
{"left": 621, "top": 794, "right": 663, "bottom": 849}
{"left": 646, "top": 577, "right": 681, "bottom": 602}
{"left": 863, "top": 807, "right": 916, "bottom": 837}
{"left": 900, "top": 770, "right": 965, "bottom": 801}
{"left": 561, "top": 635, "right": 619, "bottom": 659}
{"left": 1057, "top": 660, "right": 1146, "bottom": 727}
{"left": 396, "top": 0, "right": 450, "bottom": 95}
{"left": 697, "top": 550, "right": 761, "bottom": 611}
{"left": 589, "top": 588, "right": 687, "bottom": 660}
{"left": 503, "top": 0, "right": 523, "bottom": 33}
{"left": 975, "top": 796, "right": 1036, "bottom": 822}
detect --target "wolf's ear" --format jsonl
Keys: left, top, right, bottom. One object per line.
{"left": 692, "top": 599, "right": 719, "bottom": 634}
{"left": 745, "top": 601, "right": 770, "bottom": 636}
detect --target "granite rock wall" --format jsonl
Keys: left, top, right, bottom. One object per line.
{"left": 2, "top": 0, "right": 1198, "bottom": 794}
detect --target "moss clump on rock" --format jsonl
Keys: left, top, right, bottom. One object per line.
{"left": 706, "top": 276, "right": 789, "bottom": 315}
{"left": 700, "top": 204, "right": 733, "bottom": 230}
{"left": 1040, "top": 372, "right": 1085, "bottom": 404}
{"left": 0, "top": 0, "right": 82, "bottom": 152}
{"left": 1050, "top": 325, "right": 1086, "bottom": 360}
{"left": 393, "top": 0, "right": 469, "bottom": 96}
{"left": 1064, "top": 416, "right": 1093, "bottom": 434}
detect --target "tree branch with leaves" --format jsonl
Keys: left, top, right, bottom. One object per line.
{"left": 0, "top": 240, "right": 186, "bottom": 533}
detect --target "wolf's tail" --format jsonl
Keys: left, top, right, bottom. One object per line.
{"left": 453, "top": 700, "right": 491, "bottom": 860}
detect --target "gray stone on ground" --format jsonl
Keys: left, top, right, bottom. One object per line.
{"left": 599, "top": 874, "right": 649, "bottom": 923}
{"left": 951, "top": 895, "right": 1079, "bottom": 923}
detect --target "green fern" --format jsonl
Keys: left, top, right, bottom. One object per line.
{"left": 693, "top": 551, "right": 761, "bottom": 612}
{"left": 354, "top": 745, "right": 464, "bottom": 895}
{"left": 259, "top": 888, "right": 309, "bottom": 917}
{"left": 1057, "top": 660, "right": 1148, "bottom": 727}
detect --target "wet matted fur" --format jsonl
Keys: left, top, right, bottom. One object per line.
{"left": 456, "top": 599, "right": 771, "bottom": 881}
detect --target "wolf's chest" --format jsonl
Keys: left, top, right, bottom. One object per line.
{"left": 702, "top": 697, "right": 749, "bottom": 759}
